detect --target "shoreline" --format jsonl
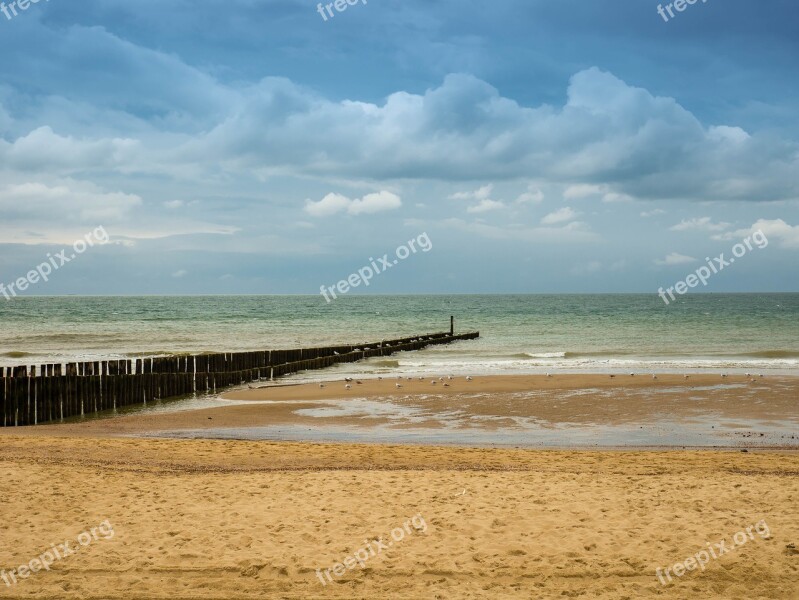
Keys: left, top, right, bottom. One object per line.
{"left": 3, "top": 373, "right": 796, "bottom": 449}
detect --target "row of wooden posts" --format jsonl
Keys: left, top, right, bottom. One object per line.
{"left": 0, "top": 325, "right": 479, "bottom": 427}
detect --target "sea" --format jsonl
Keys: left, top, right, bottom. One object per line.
{"left": 1, "top": 294, "right": 798, "bottom": 376}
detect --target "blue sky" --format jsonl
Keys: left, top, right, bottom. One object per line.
{"left": 0, "top": 0, "right": 797, "bottom": 295}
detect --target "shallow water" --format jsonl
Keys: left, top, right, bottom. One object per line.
{"left": 2, "top": 294, "right": 799, "bottom": 374}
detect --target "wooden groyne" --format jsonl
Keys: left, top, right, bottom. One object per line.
{"left": 0, "top": 323, "right": 479, "bottom": 427}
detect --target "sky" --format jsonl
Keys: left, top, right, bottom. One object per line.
{"left": 0, "top": 0, "right": 797, "bottom": 296}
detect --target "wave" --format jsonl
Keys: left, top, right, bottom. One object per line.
{"left": 2, "top": 351, "right": 33, "bottom": 359}
{"left": 729, "top": 350, "right": 799, "bottom": 359}
{"left": 371, "top": 360, "right": 400, "bottom": 367}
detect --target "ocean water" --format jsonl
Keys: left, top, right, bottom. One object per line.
{"left": 1, "top": 294, "right": 798, "bottom": 374}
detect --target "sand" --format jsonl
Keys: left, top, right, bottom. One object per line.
{"left": 1, "top": 374, "right": 797, "bottom": 598}
{"left": 11, "top": 374, "right": 797, "bottom": 448}
{"left": 0, "top": 437, "right": 797, "bottom": 599}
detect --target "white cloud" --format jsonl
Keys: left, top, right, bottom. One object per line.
{"left": 2, "top": 67, "right": 797, "bottom": 207}
{"left": 541, "top": 207, "right": 579, "bottom": 225}
{"left": 641, "top": 209, "right": 666, "bottom": 217}
{"left": 715, "top": 218, "right": 799, "bottom": 249}
{"left": 564, "top": 184, "right": 605, "bottom": 199}
{"left": 515, "top": 185, "right": 544, "bottom": 204}
{"left": 172, "top": 270, "right": 188, "bottom": 278}
{"left": 655, "top": 252, "right": 696, "bottom": 266}
{"left": 304, "top": 191, "right": 402, "bottom": 217}
{"left": 449, "top": 184, "right": 494, "bottom": 201}
{"left": 443, "top": 218, "right": 599, "bottom": 244}
{"left": 467, "top": 199, "right": 504, "bottom": 213}
{"left": 671, "top": 217, "right": 731, "bottom": 232}
{"left": 602, "top": 192, "right": 635, "bottom": 203}
{"left": 0, "top": 180, "right": 141, "bottom": 222}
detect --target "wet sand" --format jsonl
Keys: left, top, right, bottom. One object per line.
{"left": 10, "top": 374, "right": 797, "bottom": 448}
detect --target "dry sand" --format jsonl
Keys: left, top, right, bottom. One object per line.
{"left": 0, "top": 437, "right": 797, "bottom": 599}
{"left": 0, "top": 374, "right": 797, "bottom": 598}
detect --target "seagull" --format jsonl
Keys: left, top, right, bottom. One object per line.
{"left": 443, "top": 383, "right": 450, "bottom": 387}
{"left": 447, "top": 375, "right": 454, "bottom": 380}
{"left": 345, "top": 384, "right": 352, "bottom": 389}
{"left": 333, "top": 351, "right": 339, "bottom": 355}
{"left": 721, "top": 374, "right": 728, "bottom": 378}
{"left": 344, "top": 377, "right": 353, "bottom": 382}
{"left": 431, "top": 380, "right": 437, "bottom": 385}
{"left": 652, "top": 375, "right": 658, "bottom": 380}
{"left": 609, "top": 375, "right": 616, "bottom": 378}
{"left": 419, "top": 376, "right": 424, "bottom": 381}
{"left": 378, "top": 376, "right": 383, "bottom": 380}
{"left": 356, "top": 380, "right": 363, "bottom": 385}
{"left": 396, "top": 383, "right": 403, "bottom": 389}
{"left": 466, "top": 376, "right": 473, "bottom": 381}
{"left": 319, "top": 383, "right": 325, "bottom": 388}
{"left": 439, "top": 376, "right": 444, "bottom": 381}
{"left": 546, "top": 373, "right": 552, "bottom": 377}
{"left": 630, "top": 373, "right": 635, "bottom": 377}
{"left": 759, "top": 374, "right": 764, "bottom": 378}
{"left": 684, "top": 375, "right": 690, "bottom": 379}
{"left": 745, "top": 373, "right": 751, "bottom": 377}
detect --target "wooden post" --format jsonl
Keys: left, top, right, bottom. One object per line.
{"left": 450, "top": 316, "right": 454, "bottom": 335}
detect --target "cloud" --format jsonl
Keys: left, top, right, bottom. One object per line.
{"left": 449, "top": 184, "right": 493, "bottom": 201}
{"left": 467, "top": 199, "right": 504, "bottom": 213}
{"left": 2, "top": 66, "right": 798, "bottom": 205}
{"left": 715, "top": 218, "right": 799, "bottom": 249}
{"left": 169, "top": 69, "right": 798, "bottom": 201}
{"left": 0, "top": 180, "right": 141, "bottom": 222}
{"left": 515, "top": 185, "right": 544, "bottom": 204}
{"left": 172, "top": 270, "right": 188, "bottom": 278}
{"left": 443, "top": 218, "right": 599, "bottom": 244}
{"left": 541, "top": 207, "right": 579, "bottom": 225}
{"left": 655, "top": 252, "right": 696, "bottom": 266}
{"left": 304, "top": 191, "right": 402, "bottom": 217}
{"left": 671, "top": 217, "right": 731, "bottom": 232}
{"left": 641, "top": 209, "right": 666, "bottom": 217}
{"left": 564, "top": 184, "right": 605, "bottom": 199}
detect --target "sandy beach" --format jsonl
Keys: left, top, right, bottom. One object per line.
{"left": 0, "top": 436, "right": 797, "bottom": 599}
{"left": 0, "top": 374, "right": 797, "bottom": 598}
{"left": 13, "top": 373, "right": 798, "bottom": 448}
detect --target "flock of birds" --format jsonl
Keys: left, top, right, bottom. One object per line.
{"left": 605, "top": 372, "right": 764, "bottom": 381}
{"left": 324, "top": 374, "right": 475, "bottom": 390}
{"left": 317, "top": 372, "right": 765, "bottom": 391}
{"left": 319, "top": 373, "right": 764, "bottom": 390}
